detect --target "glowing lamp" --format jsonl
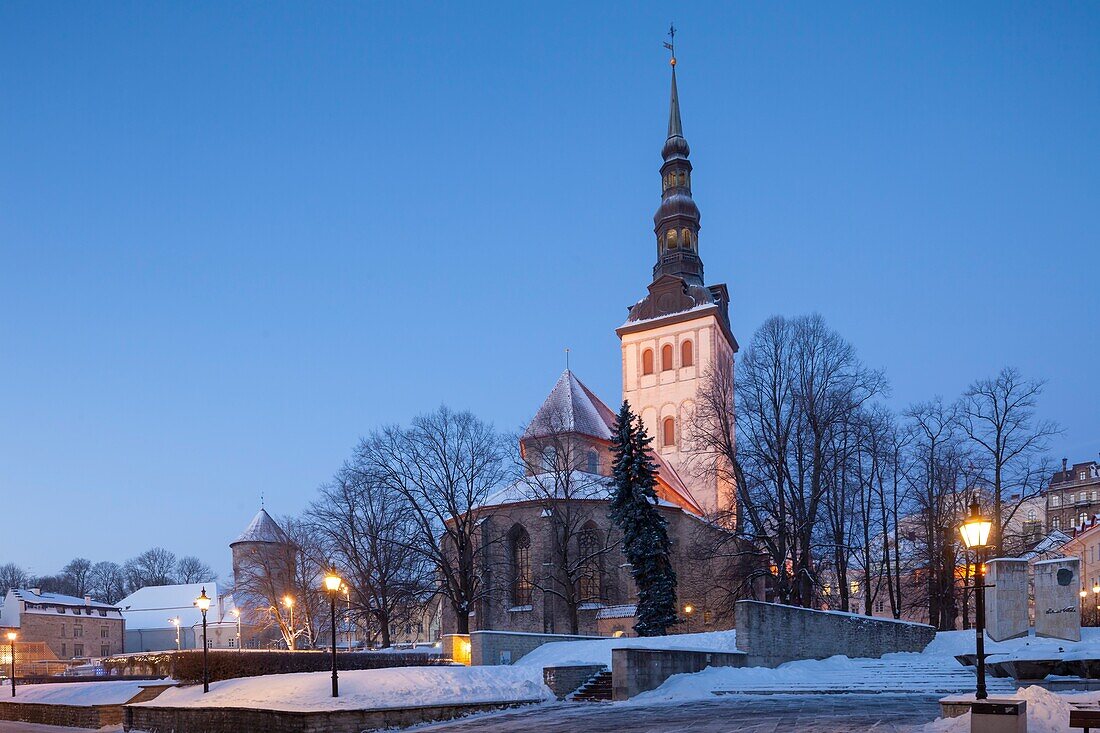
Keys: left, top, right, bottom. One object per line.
{"left": 959, "top": 499, "right": 992, "bottom": 549}
{"left": 324, "top": 573, "right": 343, "bottom": 593}
{"left": 5, "top": 632, "right": 15, "bottom": 642}
{"left": 195, "top": 587, "right": 211, "bottom": 613}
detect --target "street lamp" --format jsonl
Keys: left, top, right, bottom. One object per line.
{"left": 1092, "top": 584, "right": 1099, "bottom": 628}
{"left": 195, "top": 587, "right": 212, "bottom": 694}
{"left": 231, "top": 608, "right": 241, "bottom": 652}
{"left": 1081, "top": 590, "right": 1089, "bottom": 627}
{"left": 6, "top": 631, "right": 16, "bottom": 697}
{"left": 169, "top": 617, "right": 181, "bottom": 651}
{"left": 283, "top": 596, "right": 295, "bottom": 650}
{"left": 959, "top": 498, "right": 993, "bottom": 701}
{"left": 324, "top": 572, "right": 343, "bottom": 697}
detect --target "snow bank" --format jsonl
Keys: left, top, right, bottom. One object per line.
{"left": 921, "top": 686, "right": 1095, "bottom": 733}
{"left": 135, "top": 666, "right": 552, "bottom": 712}
{"left": 7, "top": 679, "right": 156, "bottom": 706}
{"left": 924, "top": 628, "right": 1100, "bottom": 662}
{"left": 515, "top": 630, "right": 738, "bottom": 669}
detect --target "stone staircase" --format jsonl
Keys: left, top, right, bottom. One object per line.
{"left": 571, "top": 669, "right": 613, "bottom": 702}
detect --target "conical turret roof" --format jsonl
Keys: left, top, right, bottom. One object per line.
{"left": 230, "top": 508, "right": 290, "bottom": 546}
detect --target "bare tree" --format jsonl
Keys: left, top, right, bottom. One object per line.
{"left": 60, "top": 558, "right": 93, "bottom": 597}
{"left": 514, "top": 405, "right": 617, "bottom": 634}
{"left": 358, "top": 406, "right": 508, "bottom": 635}
{"left": 310, "top": 465, "right": 432, "bottom": 648}
{"left": 0, "top": 563, "right": 30, "bottom": 592}
{"left": 123, "top": 548, "right": 178, "bottom": 592}
{"left": 88, "top": 561, "right": 127, "bottom": 604}
{"left": 176, "top": 556, "right": 217, "bottom": 584}
{"left": 232, "top": 534, "right": 298, "bottom": 648}
{"left": 961, "top": 367, "right": 1061, "bottom": 552}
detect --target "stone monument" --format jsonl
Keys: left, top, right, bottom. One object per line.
{"left": 986, "top": 558, "right": 1030, "bottom": 642}
{"left": 1033, "top": 556, "right": 1082, "bottom": 641}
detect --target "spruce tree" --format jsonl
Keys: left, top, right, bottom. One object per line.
{"left": 609, "top": 401, "right": 678, "bottom": 636}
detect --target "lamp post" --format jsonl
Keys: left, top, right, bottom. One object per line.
{"left": 195, "top": 588, "right": 211, "bottom": 694}
{"left": 1082, "top": 590, "right": 1089, "bottom": 628}
{"left": 231, "top": 608, "right": 241, "bottom": 652}
{"left": 283, "top": 596, "right": 295, "bottom": 650}
{"left": 6, "top": 631, "right": 16, "bottom": 697}
{"left": 169, "top": 617, "right": 181, "bottom": 651}
{"left": 959, "top": 498, "right": 993, "bottom": 701}
{"left": 324, "top": 572, "right": 343, "bottom": 698}
{"left": 1092, "top": 584, "right": 1099, "bottom": 627}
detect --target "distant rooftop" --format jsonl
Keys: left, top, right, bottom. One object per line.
{"left": 4, "top": 588, "right": 116, "bottom": 609}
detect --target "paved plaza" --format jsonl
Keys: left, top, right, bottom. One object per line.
{"left": 415, "top": 694, "right": 944, "bottom": 732}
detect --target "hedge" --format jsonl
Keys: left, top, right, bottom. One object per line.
{"left": 104, "top": 650, "right": 447, "bottom": 684}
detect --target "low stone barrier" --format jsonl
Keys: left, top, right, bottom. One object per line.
{"left": 470, "top": 630, "right": 602, "bottom": 666}
{"left": 124, "top": 699, "right": 541, "bottom": 732}
{"left": 611, "top": 648, "right": 747, "bottom": 701}
{"left": 543, "top": 664, "right": 605, "bottom": 699}
{"left": 0, "top": 683, "right": 174, "bottom": 729}
{"left": 734, "top": 600, "right": 935, "bottom": 667}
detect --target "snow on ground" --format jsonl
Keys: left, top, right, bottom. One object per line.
{"left": 6, "top": 679, "right": 157, "bottom": 706}
{"left": 633, "top": 628, "right": 1100, "bottom": 701}
{"left": 135, "top": 666, "right": 552, "bottom": 712}
{"left": 516, "top": 630, "right": 738, "bottom": 669}
{"left": 920, "top": 686, "right": 1100, "bottom": 733}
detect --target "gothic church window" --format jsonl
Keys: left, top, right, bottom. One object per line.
{"left": 586, "top": 450, "right": 599, "bottom": 474}
{"left": 661, "top": 344, "right": 674, "bottom": 371}
{"left": 510, "top": 527, "right": 532, "bottom": 607}
{"left": 578, "top": 522, "right": 602, "bottom": 602}
{"left": 663, "top": 417, "right": 676, "bottom": 448}
{"left": 681, "top": 340, "right": 694, "bottom": 367}
{"left": 642, "top": 349, "right": 655, "bottom": 375}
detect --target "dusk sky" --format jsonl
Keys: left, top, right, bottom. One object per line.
{"left": 2, "top": 2, "right": 1098, "bottom": 579}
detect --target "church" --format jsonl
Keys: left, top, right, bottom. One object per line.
{"left": 442, "top": 56, "right": 761, "bottom": 638}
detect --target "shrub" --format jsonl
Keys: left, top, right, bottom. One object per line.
{"left": 105, "top": 650, "right": 446, "bottom": 684}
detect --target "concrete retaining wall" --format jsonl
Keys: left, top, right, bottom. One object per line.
{"left": 124, "top": 700, "right": 540, "bottom": 732}
{"left": 611, "top": 648, "right": 747, "bottom": 701}
{"left": 734, "top": 600, "right": 935, "bottom": 667}
{"left": 470, "top": 630, "right": 602, "bottom": 666}
{"left": 543, "top": 664, "right": 605, "bottom": 700}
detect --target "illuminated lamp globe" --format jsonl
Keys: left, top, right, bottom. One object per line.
{"left": 959, "top": 499, "right": 992, "bottom": 550}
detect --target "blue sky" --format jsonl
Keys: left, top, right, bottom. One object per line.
{"left": 2, "top": 2, "right": 1098, "bottom": 577}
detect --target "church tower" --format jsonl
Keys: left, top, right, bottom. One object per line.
{"left": 616, "top": 52, "right": 738, "bottom": 516}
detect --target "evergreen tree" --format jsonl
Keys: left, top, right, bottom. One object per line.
{"left": 609, "top": 401, "right": 678, "bottom": 636}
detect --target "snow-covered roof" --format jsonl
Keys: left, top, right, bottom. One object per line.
{"left": 231, "top": 508, "right": 290, "bottom": 546}
{"left": 523, "top": 370, "right": 618, "bottom": 441}
{"left": 596, "top": 604, "right": 637, "bottom": 620}
{"left": 7, "top": 589, "right": 116, "bottom": 609}
{"left": 1023, "top": 530, "right": 1072, "bottom": 560}
{"left": 118, "top": 583, "right": 233, "bottom": 630}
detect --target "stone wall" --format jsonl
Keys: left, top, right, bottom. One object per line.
{"left": 124, "top": 700, "right": 539, "bottom": 733}
{"left": 611, "top": 648, "right": 747, "bottom": 701}
{"left": 16, "top": 610, "right": 125, "bottom": 660}
{"left": 734, "top": 600, "right": 935, "bottom": 667}
{"left": 0, "top": 701, "right": 122, "bottom": 728}
{"left": 542, "top": 664, "right": 604, "bottom": 699}
{"left": 470, "top": 630, "right": 601, "bottom": 666}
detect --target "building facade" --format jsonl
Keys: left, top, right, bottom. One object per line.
{"left": 1046, "top": 458, "right": 1100, "bottom": 534}
{"left": 0, "top": 588, "right": 124, "bottom": 661}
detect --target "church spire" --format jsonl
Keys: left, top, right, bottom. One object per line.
{"left": 653, "top": 32, "right": 702, "bottom": 285}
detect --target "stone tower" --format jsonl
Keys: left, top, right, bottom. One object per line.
{"left": 230, "top": 508, "right": 295, "bottom": 623}
{"left": 616, "top": 54, "right": 738, "bottom": 516}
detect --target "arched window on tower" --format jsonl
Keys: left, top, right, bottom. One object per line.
{"left": 663, "top": 417, "right": 676, "bottom": 448}
{"left": 666, "top": 229, "right": 678, "bottom": 249}
{"left": 661, "top": 344, "right": 674, "bottom": 371}
{"left": 681, "top": 229, "right": 693, "bottom": 250}
{"left": 681, "top": 340, "right": 694, "bottom": 367}
{"left": 677, "top": 171, "right": 686, "bottom": 186}
{"left": 578, "top": 521, "right": 603, "bottom": 603}
{"left": 642, "top": 349, "right": 655, "bottom": 375}
{"left": 510, "top": 527, "right": 532, "bottom": 607}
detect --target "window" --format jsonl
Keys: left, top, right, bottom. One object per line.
{"left": 100, "top": 644, "right": 110, "bottom": 657}
{"left": 681, "top": 340, "right": 693, "bottom": 367}
{"left": 661, "top": 344, "right": 674, "bottom": 371}
{"left": 681, "top": 228, "right": 692, "bottom": 249}
{"left": 578, "top": 522, "right": 603, "bottom": 602}
{"left": 511, "top": 527, "right": 532, "bottom": 606}
{"left": 73, "top": 644, "right": 83, "bottom": 657}
{"left": 663, "top": 417, "right": 676, "bottom": 448}
{"left": 849, "top": 581, "right": 860, "bottom": 596}
{"left": 74, "top": 625, "right": 83, "bottom": 638}
{"left": 1082, "top": 513, "right": 1089, "bottom": 527}
{"left": 1053, "top": 517, "right": 1061, "bottom": 530}
{"left": 875, "top": 600, "right": 885, "bottom": 613}
{"left": 61, "top": 643, "right": 66, "bottom": 657}
{"left": 1028, "top": 509, "right": 1037, "bottom": 521}
{"left": 541, "top": 446, "right": 557, "bottom": 472}
{"left": 1052, "top": 495, "right": 1061, "bottom": 507}
{"left": 642, "top": 349, "right": 655, "bottom": 375}
{"left": 100, "top": 627, "right": 109, "bottom": 639}
{"left": 666, "top": 229, "right": 677, "bottom": 249}
{"left": 1083, "top": 472, "right": 1089, "bottom": 481}
{"left": 586, "top": 450, "right": 599, "bottom": 474}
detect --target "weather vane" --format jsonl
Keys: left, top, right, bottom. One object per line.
{"left": 664, "top": 23, "right": 676, "bottom": 66}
